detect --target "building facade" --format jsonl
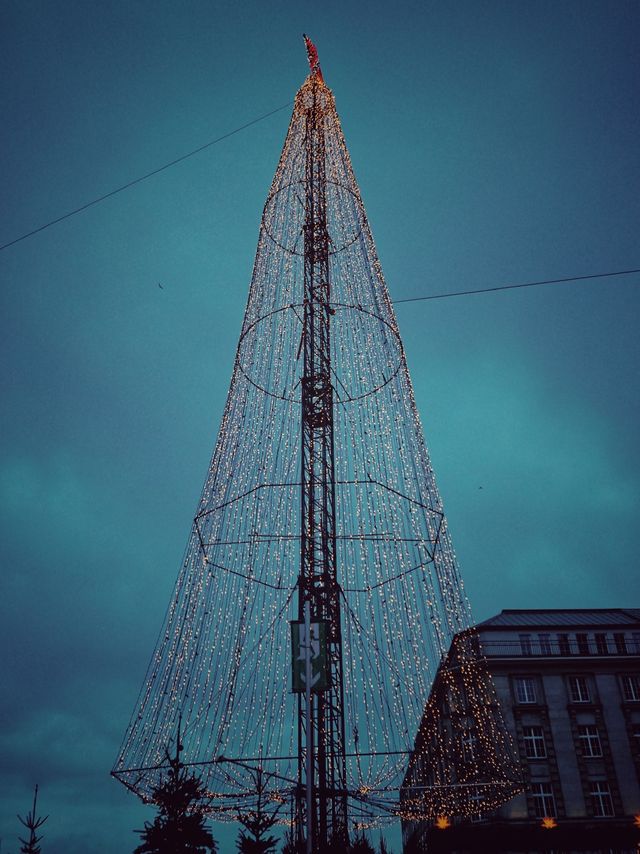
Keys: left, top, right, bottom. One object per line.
{"left": 402, "top": 609, "right": 640, "bottom": 853}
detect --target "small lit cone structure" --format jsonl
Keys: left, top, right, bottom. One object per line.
{"left": 401, "top": 630, "right": 523, "bottom": 821}
{"left": 113, "top": 40, "right": 522, "bottom": 835}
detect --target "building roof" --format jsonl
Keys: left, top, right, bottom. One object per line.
{"left": 476, "top": 608, "right": 640, "bottom": 630}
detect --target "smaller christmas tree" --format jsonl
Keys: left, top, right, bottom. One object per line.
{"left": 18, "top": 785, "right": 47, "bottom": 854}
{"left": 349, "top": 832, "right": 375, "bottom": 854}
{"left": 236, "top": 767, "right": 281, "bottom": 853}
{"left": 134, "top": 725, "right": 217, "bottom": 854}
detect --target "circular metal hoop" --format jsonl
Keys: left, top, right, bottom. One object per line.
{"left": 261, "top": 178, "right": 364, "bottom": 257}
{"left": 237, "top": 302, "right": 402, "bottom": 403}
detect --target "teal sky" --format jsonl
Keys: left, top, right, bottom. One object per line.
{"left": 1, "top": 1, "right": 638, "bottom": 851}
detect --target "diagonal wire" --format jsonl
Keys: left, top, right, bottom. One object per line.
{"left": 391, "top": 268, "right": 640, "bottom": 304}
{"left": 0, "top": 101, "right": 293, "bottom": 253}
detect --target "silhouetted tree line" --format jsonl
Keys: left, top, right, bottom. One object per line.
{"left": 130, "top": 730, "right": 395, "bottom": 854}
{"left": 12, "top": 771, "right": 395, "bottom": 853}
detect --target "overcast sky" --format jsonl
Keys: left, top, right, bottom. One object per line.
{"left": 1, "top": 1, "right": 638, "bottom": 851}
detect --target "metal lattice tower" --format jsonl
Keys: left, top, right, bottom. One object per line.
{"left": 298, "top": 53, "right": 348, "bottom": 848}
{"left": 112, "top": 38, "right": 523, "bottom": 846}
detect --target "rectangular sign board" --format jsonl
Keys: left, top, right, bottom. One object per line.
{"left": 291, "top": 620, "right": 329, "bottom": 693}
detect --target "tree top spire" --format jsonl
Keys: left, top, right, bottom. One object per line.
{"left": 303, "top": 34, "right": 324, "bottom": 82}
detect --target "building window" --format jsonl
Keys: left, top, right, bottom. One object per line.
{"left": 590, "top": 781, "right": 614, "bottom": 817}
{"left": 614, "top": 632, "right": 628, "bottom": 654}
{"left": 558, "top": 633, "right": 571, "bottom": 655}
{"left": 520, "top": 634, "right": 533, "bottom": 656}
{"left": 522, "top": 726, "right": 546, "bottom": 758}
{"left": 538, "top": 633, "right": 552, "bottom": 655}
{"left": 595, "top": 633, "right": 609, "bottom": 655}
{"left": 576, "top": 633, "right": 590, "bottom": 655}
{"left": 568, "top": 676, "right": 590, "bottom": 703}
{"left": 514, "top": 677, "right": 537, "bottom": 704}
{"left": 531, "top": 782, "right": 556, "bottom": 818}
{"left": 577, "top": 724, "right": 602, "bottom": 757}
{"left": 632, "top": 632, "right": 640, "bottom": 654}
{"left": 621, "top": 674, "right": 640, "bottom": 702}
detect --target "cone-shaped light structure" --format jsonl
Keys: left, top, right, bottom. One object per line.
{"left": 113, "top": 42, "right": 523, "bottom": 841}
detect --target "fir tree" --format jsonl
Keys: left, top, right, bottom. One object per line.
{"left": 236, "top": 768, "right": 281, "bottom": 853}
{"left": 350, "top": 831, "right": 375, "bottom": 854}
{"left": 134, "top": 727, "right": 217, "bottom": 854}
{"left": 17, "top": 785, "right": 47, "bottom": 854}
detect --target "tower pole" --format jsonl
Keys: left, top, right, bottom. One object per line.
{"left": 297, "top": 45, "right": 348, "bottom": 850}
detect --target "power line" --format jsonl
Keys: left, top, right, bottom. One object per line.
{"left": 0, "top": 101, "right": 293, "bottom": 253}
{"left": 391, "top": 268, "right": 640, "bottom": 304}
{"left": 1, "top": 107, "right": 637, "bottom": 309}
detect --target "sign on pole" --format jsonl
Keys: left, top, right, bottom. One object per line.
{"left": 291, "top": 620, "right": 329, "bottom": 692}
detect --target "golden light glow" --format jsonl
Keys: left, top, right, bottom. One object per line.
{"left": 541, "top": 816, "right": 557, "bottom": 829}
{"left": 435, "top": 815, "right": 451, "bottom": 830}
{"left": 633, "top": 814, "right": 640, "bottom": 828}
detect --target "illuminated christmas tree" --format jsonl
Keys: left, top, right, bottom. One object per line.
{"left": 113, "top": 37, "right": 523, "bottom": 849}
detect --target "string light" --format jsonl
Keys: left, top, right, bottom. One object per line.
{"left": 112, "top": 70, "right": 522, "bottom": 829}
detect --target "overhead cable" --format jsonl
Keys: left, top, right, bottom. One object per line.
{"left": 0, "top": 102, "right": 293, "bottom": 253}
{"left": 391, "top": 268, "right": 640, "bottom": 304}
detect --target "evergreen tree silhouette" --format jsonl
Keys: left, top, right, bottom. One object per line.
{"left": 134, "top": 726, "right": 217, "bottom": 854}
{"left": 236, "top": 767, "right": 280, "bottom": 853}
{"left": 350, "top": 831, "right": 375, "bottom": 854}
{"left": 18, "top": 785, "right": 47, "bottom": 854}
